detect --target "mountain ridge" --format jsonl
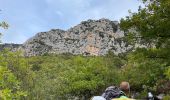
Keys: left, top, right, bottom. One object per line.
{"left": 1, "top": 18, "right": 133, "bottom": 56}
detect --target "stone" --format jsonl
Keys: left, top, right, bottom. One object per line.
{"left": 1, "top": 18, "right": 134, "bottom": 56}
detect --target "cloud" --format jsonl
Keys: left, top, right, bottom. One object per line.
{"left": 0, "top": 0, "right": 142, "bottom": 43}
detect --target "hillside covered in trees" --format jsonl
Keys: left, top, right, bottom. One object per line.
{"left": 0, "top": 0, "right": 170, "bottom": 100}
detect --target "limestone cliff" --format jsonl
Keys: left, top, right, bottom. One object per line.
{"left": 1, "top": 19, "right": 133, "bottom": 56}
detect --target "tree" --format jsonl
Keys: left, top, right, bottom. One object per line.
{"left": 0, "top": 19, "right": 8, "bottom": 43}
{"left": 120, "top": 0, "right": 170, "bottom": 94}
{"left": 56, "top": 56, "right": 121, "bottom": 99}
{"left": 120, "top": 0, "right": 170, "bottom": 53}
{"left": 0, "top": 65, "right": 27, "bottom": 99}
{"left": 0, "top": 17, "right": 27, "bottom": 99}
{"left": 0, "top": 21, "right": 8, "bottom": 29}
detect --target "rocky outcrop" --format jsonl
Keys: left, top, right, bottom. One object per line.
{"left": 22, "top": 18, "right": 132, "bottom": 56}
{"left": 0, "top": 43, "right": 22, "bottom": 51}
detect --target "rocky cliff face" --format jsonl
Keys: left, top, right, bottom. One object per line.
{"left": 22, "top": 18, "right": 132, "bottom": 56}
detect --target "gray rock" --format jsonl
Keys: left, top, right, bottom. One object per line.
{"left": 22, "top": 18, "right": 132, "bottom": 56}
{"left": 0, "top": 43, "right": 22, "bottom": 52}
{"left": 1, "top": 19, "right": 135, "bottom": 56}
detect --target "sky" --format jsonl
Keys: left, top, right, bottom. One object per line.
{"left": 0, "top": 0, "right": 142, "bottom": 44}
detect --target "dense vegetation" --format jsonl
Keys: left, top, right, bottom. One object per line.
{"left": 0, "top": 50, "right": 169, "bottom": 99}
{"left": 120, "top": 0, "right": 170, "bottom": 98}
{"left": 0, "top": 51, "right": 125, "bottom": 99}
{"left": 0, "top": 21, "right": 27, "bottom": 99}
{"left": 0, "top": 0, "right": 170, "bottom": 99}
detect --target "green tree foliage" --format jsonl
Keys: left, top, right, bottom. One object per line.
{"left": 0, "top": 20, "right": 8, "bottom": 42}
{"left": 120, "top": 0, "right": 170, "bottom": 95}
{"left": 0, "top": 50, "right": 28, "bottom": 99}
{"left": 0, "top": 18, "right": 26, "bottom": 99}
{"left": 57, "top": 56, "right": 117, "bottom": 99}
{"left": 120, "top": 0, "right": 170, "bottom": 58}
{"left": 0, "top": 21, "right": 8, "bottom": 29}
{"left": 25, "top": 54, "right": 123, "bottom": 99}
{"left": 121, "top": 49, "right": 166, "bottom": 91}
{"left": 0, "top": 65, "right": 26, "bottom": 99}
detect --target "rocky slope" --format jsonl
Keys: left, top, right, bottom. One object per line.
{"left": 1, "top": 18, "right": 133, "bottom": 56}
{"left": 0, "top": 43, "right": 22, "bottom": 51}
{"left": 22, "top": 18, "right": 133, "bottom": 56}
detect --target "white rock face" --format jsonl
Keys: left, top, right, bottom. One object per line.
{"left": 22, "top": 18, "right": 132, "bottom": 56}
